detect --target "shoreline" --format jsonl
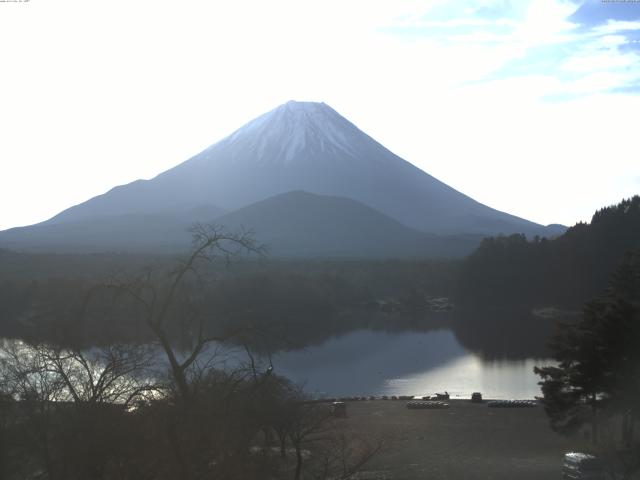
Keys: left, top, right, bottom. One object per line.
{"left": 308, "top": 396, "right": 541, "bottom": 403}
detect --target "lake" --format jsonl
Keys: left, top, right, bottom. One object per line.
{"left": 271, "top": 329, "right": 553, "bottom": 399}
{"left": 0, "top": 327, "right": 553, "bottom": 400}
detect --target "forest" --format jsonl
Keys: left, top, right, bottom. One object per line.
{"left": 0, "top": 248, "right": 458, "bottom": 350}
{"left": 458, "top": 195, "right": 640, "bottom": 308}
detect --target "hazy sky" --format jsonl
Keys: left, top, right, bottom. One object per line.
{"left": 1, "top": 0, "right": 639, "bottom": 230}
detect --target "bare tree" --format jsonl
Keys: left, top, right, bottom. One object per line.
{"left": 0, "top": 225, "right": 383, "bottom": 480}
{"left": 1, "top": 341, "right": 158, "bottom": 408}
{"left": 102, "top": 224, "right": 265, "bottom": 400}
{"left": 309, "top": 432, "right": 384, "bottom": 480}
{"left": 41, "top": 344, "right": 159, "bottom": 408}
{"left": 1, "top": 341, "right": 68, "bottom": 479}
{"left": 67, "top": 225, "right": 268, "bottom": 480}
{"left": 0, "top": 340, "right": 160, "bottom": 480}
{"left": 272, "top": 391, "right": 384, "bottom": 480}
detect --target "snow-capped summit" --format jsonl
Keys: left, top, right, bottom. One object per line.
{"left": 33, "top": 100, "right": 551, "bottom": 237}
{"left": 221, "top": 101, "right": 358, "bottom": 163}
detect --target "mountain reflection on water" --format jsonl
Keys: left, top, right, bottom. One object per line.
{"left": 272, "top": 329, "right": 553, "bottom": 399}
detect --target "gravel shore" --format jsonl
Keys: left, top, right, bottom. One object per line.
{"left": 338, "top": 399, "right": 588, "bottom": 480}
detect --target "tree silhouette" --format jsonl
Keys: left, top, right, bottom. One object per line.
{"left": 535, "top": 250, "right": 640, "bottom": 446}
{"left": 104, "top": 223, "right": 265, "bottom": 400}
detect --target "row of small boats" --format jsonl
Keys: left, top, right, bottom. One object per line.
{"left": 406, "top": 400, "right": 450, "bottom": 409}
{"left": 487, "top": 400, "right": 537, "bottom": 408}
{"left": 405, "top": 399, "right": 538, "bottom": 409}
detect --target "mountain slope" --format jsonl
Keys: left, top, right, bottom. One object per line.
{"left": 0, "top": 191, "right": 480, "bottom": 257}
{"left": 0, "top": 205, "right": 225, "bottom": 253}
{"left": 44, "top": 101, "right": 554, "bottom": 237}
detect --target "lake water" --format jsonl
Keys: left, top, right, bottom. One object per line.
{"left": 1, "top": 328, "right": 553, "bottom": 400}
{"left": 271, "top": 329, "right": 553, "bottom": 400}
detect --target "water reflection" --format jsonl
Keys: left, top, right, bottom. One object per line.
{"left": 272, "top": 329, "right": 553, "bottom": 399}
{"left": 1, "top": 326, "right": 555, "bottom": 400}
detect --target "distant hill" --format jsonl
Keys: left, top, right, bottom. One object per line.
{"left": 458, "top": 196, "right": 640, "bottom": 307}
{"left": 213, "top": 191, "right": 481, "bottom": 258}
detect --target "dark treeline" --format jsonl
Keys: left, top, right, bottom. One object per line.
{"left": 0, "top": 247, "right": 459, "bottom": 351}
{"left": 458, "top": 196, "right": 640, "bottom": 308}
{"left": 452, "top": 196, "right": 640, "bottom": 359}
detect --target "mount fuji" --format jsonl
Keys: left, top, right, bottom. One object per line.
{"left": 0, "top": 101, "right": 562, "bottom": 256}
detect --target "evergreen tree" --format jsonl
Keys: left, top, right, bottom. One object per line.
{"left": 535, "top": 250, "right": 640, "bottom": 444}
{"left": 459, "top": 195, "right": 640, "bottom": 307}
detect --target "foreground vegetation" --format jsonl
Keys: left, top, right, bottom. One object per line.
{"left": 0, "top": 226, "right": 381, "bottom": 480}
{"left": 0, "top": 340, "right": 382, "bottom": 480}
{"left": 535, "top": 250, "right": 640, "bottom": 479}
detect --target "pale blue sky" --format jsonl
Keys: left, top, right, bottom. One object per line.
{"left": 1, "top": 0, "right": 638, "bottom": 230}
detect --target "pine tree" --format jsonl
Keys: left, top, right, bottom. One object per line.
{"left": 535, "top": 250, "right": 640, "bottom": 444}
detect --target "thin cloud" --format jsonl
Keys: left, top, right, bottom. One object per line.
{"left": 592, "top": 20, "right": 640, "bottom": 34}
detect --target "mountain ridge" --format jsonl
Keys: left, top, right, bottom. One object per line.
{"left": 0, "top": 191, "right": 481, "bottom": 257}
{"left": 42, "top": 100, "right": 556, "bottom": 237}
{"left": 1, "top": 100, "right": 565, "bottom": 256}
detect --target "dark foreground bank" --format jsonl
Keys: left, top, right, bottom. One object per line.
{"left": 335, "top": 399, "right": 589, "bottom": 480}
